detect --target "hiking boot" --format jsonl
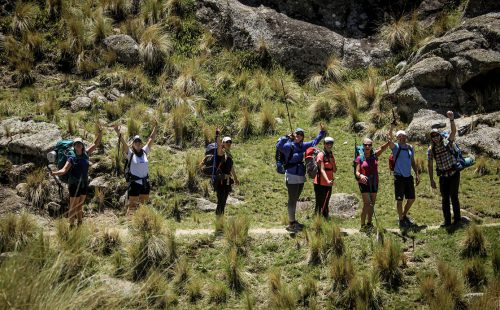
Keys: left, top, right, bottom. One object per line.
{"left": 440, "top": 222, "right": 452, "bottom": 228}
{"left": 398, "top": 218, "right": 408, "bottom": 228}
{"left": 286, "top": 222, "right": 302, "bottom": 233}
{"left": 403, "top": 216, "right": 416, "bottom": 227}
{"left": 360, "top": 224, "right": 368, "bottom": 233}
{"left": 295, "top": 221, "right": 305, "bottom": 230}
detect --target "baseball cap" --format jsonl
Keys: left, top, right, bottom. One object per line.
{"left": 324, "top": 137, "right": 334, "bottom": 143}
{"left": 222, "top": 136, "right": 232, "bottom": 143}
{"left": 133, "top": 135, "right": 142, "bottom": 142}
{"left": 294, "top": 128, "right": 305, "bottom": 135}
{"left": 73, "top": 137, "right": 84, "bottom": 146}
{"left": 396, "top": 130, "right": 407, "bottom": 137}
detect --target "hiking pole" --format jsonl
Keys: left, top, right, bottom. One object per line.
{"left": 280, "top": 78, "right": 293, "bottom": 134}
{"left": 46, "top": 164, "right": 64, "bottom": 202}
{"left": 211, "top": 130, "right": 219, "bottom": 186}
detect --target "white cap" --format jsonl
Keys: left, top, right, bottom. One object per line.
{"left": 222, "top": 136, "right": 232, "bottom": 143}
{"left": 396, "top": 130, "right": 407, "bottom": 137}
{"left": 133, "top": 135, "right": 142, "bottom": 142}
{"left": 324, "top": 137, "right": 334, "bottom": 143}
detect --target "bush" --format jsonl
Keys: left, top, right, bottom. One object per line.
{"left": 461, "top": 225, "right": 487, "bottom": 258}
{"left": 463, "top": 259, "right": 487, "bottom": 289}
{"left": 330, "top": 255, "right": 356, "bottom": 291}
{"left": 0, "top": 213, "right": 37, "bottom": 253}
{"left": 140, "top": 24, "right": 172, "bottom": 75}
{"left": 373, "top": 238, "right": 403, "bottom": 288}
{"left": 26, "top": 169, "right": 50, "bottom": 209}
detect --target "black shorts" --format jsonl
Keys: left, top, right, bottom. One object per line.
{"left": 128, "top": 181, "right": 150, "bottom": 197}
{"left": 68, "top": 183, "right": 88, "bottom": 197}
{"left": 358, "top": 182, "right": 378, "bottom": 193}
{"left": 394, "top": 175, "right": 415, "bottom": 201}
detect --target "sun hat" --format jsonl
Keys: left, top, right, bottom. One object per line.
{"left": 73, "top": 137, "right": 84, "bottom": 146}
{"left": 324, "top": 137, "right": 334, "bottom": 143}
{"left": 294, "top": 128, "right": 305, "bottom": 134}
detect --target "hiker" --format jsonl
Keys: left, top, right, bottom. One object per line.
{"left": 113, "top": 123, "right": 157, "bottom": 215}
{"left": 354, "top": 138, "right": 391, "bottom": 232}
{"left": 51, "top": 129, "right": 102, "bottom": 227}
{"left": 214, "top": 129, "right": 239, "bottom": 216}
{"left": 428, "top": 111, "right": 462, "bottom": 227}
{"left": 388, "top": 125, "right": 420, "bottom": 228}
{"left": 313, "top": 136, "right": 337, "bottom": 219}
{"left": 277, "top": 124, "right": 326, "bottom": 232}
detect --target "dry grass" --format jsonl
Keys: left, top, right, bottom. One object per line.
{"left": 11, "top": 2, "right": 38, "bottom": 36}
{"left": 120, "top": 17, "right": 145, "bottom": 42}
{"left": 185, "top": 152, "right": 200, "bottom": 192}
{"left": 309, "top": 96, "right": 332, "bottom": 123}
{"left": 141, "top": 270, "right": 178, "bottom": 308}
{"left": 140, "top": 24, "right": 172, "bottom": 74}
{"left": 102, "top": 0, "right": 130, "bottom": 21}
{"left": 224, "top": 247, "right": 245, "bottom": 292}
{"left": 91, "top": 8, "right": 112, "bottom": 44}
{"left": 186, "top": 276, "right": 203, "bottom": 302}
{"left": 379, "top": 12, "right": 421, "bottom": 52}
{"left": 299, "top": 275, "right": 317, "bottom": 307}
{"left": 260, "top": 104, "right": 276, "bottom": 135}
{"left": 224, "top": 215, "right": 250, "bottom": 254}
{"left": 26, "top": 169, "right": 50, "bottom": 209}
{"left": 330, "top": 255, "right": 356, "bottom": 291}
{"left": 324, "top": 55, "right": 345, "bottom": 82}
{"left": 208, "top": 280, "right": 228, "bottom": 304}
{"left": 463, "top": 258, "right": 487, "bottom": 289}
{"left": 0, "top": 213, "right": 38, "bottom": 253}
{"left": 238, "top": 107, "right": 255, "bottom": 139}
{"left": 373, "top": 238, "right": 403, "bottom": 288}
{"left": 461, "top": 225, "right": 487, "bottom": 258}
{"left": 76, "top": 51, "right": 99, "bottom": 78}
{"left": 474, "top": 157, "right": 490, "bottom": 176}
{"left": 268, "top": 269, "right": 297, "bottom": 309}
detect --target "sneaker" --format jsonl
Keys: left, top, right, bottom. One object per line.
{"left": 286, "top": 224, "right": 297, "bottom": 232}
{"left": 398, "top": 219, "right": 407, "bottom": 228}
{"left": 360, "top": 224, "right": 368, "bottom": 233}
{"left": 294, "top": 221, "right": 305, "bottom": 230}
{"left": 440, "top": 222, "right": 452, "bottom": 228}
{"left": 403, "top": 216, "right": 416, "bottom": 227}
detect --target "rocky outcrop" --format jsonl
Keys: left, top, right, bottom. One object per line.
{"left": 385, "top": 13, "right": 500, "bottom": 121}
{"left": 196, "top": 0, "right": 390, "bottom": 77}
{"left": 0, "top": 118, "right": 62, "bottom": 163}
{"left": 465, "top": 0, "right": 500, "bottom": 18}
{"left": 406, "top": 109, "right": 500, "bottom": 158}
{"left": 103, "top": 34, "right": 141, "bottom": 66}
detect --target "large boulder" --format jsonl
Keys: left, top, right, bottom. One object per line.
{"left": 0, "top": 118, "right": 62, "bottom": 163}
{"left": 196, "top": 0, "right": 390, "bottom": 78}
{"left": 385, "top": 13, "right": 500, "bottom": 121}
{"left": 103, "top": 34, "right": 141, "bottom": 66}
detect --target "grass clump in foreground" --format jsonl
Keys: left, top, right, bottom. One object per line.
{"left": 268, "top": 269, "right": 297, "bottom": 309}
{"left": 0, "top": 213, "right": 38, "bottom": 253}
{"left": 373, "top": 238, "right": 403, "bottom": 289}
{"left": 461, "top": 225, "right": 487, "bottom": 258}
{"left": 420, "top": 262, "right": 466, "bottom": 310}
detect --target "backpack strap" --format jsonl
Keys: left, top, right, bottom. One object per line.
{"left": 394, "top": 145, "right": 403, "bottom": 164}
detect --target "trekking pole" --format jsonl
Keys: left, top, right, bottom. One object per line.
{"left": 46, "top": 164, "right": 64, "bottom": 202}
{"left": 211, "top": 130, "right": 219, "bottom": 185}
{"left": 321, "top": 188, "right": 331, "bottom": 217}
{"left": 116, "top": 133, "right": 121, "bottom": 177}
{"left": 280, "top": 78, "right": 294, "bottom": 134}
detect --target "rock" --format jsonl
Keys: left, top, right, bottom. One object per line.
{"left": 406, "top": 109, "right": 448, "bottom": 142}
{"left": 46, "top": 201, "right": 61, "bottom": 214}
{"left": 47, "top": 178, "right": 68, "bottom": 206}
{"left": 106, "top": 88, "right": 123, "bottom": 101}
{"left": 0, "top": 118, "right": 62, "bottom": 163}
{"left": 0, "top": 186, "right": 29, "bottom": 215}
{"left": 119, "top": 193, "right": 127, "bottom": 207}
{"left": 103, "top": 34, "right": 141, "bottom": 66}
{"left": 385, "top": 13, "right": 500, "bottom": 120}
{"left": 70, "top": 96, "right": 92, "bottom": 111}
{"left": 16, "top": 183, "right": 28, "bottom": 198}
{"left": 226, "top": 196, "right": 244, "bottom": 205}
{"left": 275, "top": 117, "right": 283, "bottom": 124}
{"left": 329, "top": 193, "right": 359, "bottom": 219}
{"left": 8, "top": 162, "right": 36, "bottom": 184}
{"left": 459, "top": 126, "right": 500, "bottom": 159}
{"left": 196, "top": 0, "right": 391, "bottom": 78}
{"left": 85, "top": 85, "right": 96, "bottom": 93}
{"left": 196, "top": 197, "right": 217, "bottom": 212}
{"left": 88, "top": 90, "right": 107, "bottom": 103}
{"left": 353, "top": 122, "right": 368, "bottom": 133}
{"left": 465, "top": 0, "right": 500, "bottom": 17}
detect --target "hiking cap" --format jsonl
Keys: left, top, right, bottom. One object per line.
{"left": 73, "top": 137, "right": 84, "bottom": 146}
{"left": 295, "top": 128, "right": 305, "bottom": 134}
{"left": 133, "top": 135, "right": 142, "bottom": 142}
{"left": 222, "top": 136, "right": 232, "bottom": 143}
{"left": 430, "top": 128, "right": 440, "bottom": 134}
{"left": 396, "top": 130, "right": 407, "bottom": 137}
{"left": 324, "top": 137, "right": 334, "bottom": 143}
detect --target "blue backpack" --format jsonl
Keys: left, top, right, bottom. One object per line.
{"left": 54, "top": 140, "right": 75, "bottom": 183}
{"left": 275, "top": 136, "right": 293, "bottom": 174}
{"left": 433, "top": 132, "right": 474, "bottom": 171}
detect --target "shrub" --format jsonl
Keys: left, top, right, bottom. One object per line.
{"left": 224, "top": 247, "right": 245, "bottom": 292}
{"left": 461, "top": 225, "right": 487, "bottom": 258}
{"left": 225, "top": 215, "right": 250, "bottom": 253}
{"left": 324, "top": 55, "right": 345, "bottom": 82}
{"left": 26, "top": 169, "right": 50, "bottom": 209}
{"left": 208, "top": 280, "right": 228, "bottom": 304}
{"left": 330, "top": 255, "right": 356, "bottom": 291}
{"left": 463, "top": 259, "right": 487, "bottom": 289}
{"left": 373, "top": 238, "right": 403, "bottom": 288}
{"left": 140, "top": 24, "right": 172, "bottom": 74}
{"left": 260, "top": 104, "right": 276, "bottom": 135}
{"left": 11, "top": 2, "right": 38, "bottom": 36}
{"left": 186, "top": 276, "right": 203, "bottom": 302}
{"left": 0, "top": 213, "right": 37, "bottom": 253}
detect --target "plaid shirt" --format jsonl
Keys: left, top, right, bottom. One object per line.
{"left": 427, "top": 140, "right": 457, "bottom": 177}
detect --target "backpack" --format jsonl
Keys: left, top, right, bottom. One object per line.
{"left": 200, "top": 143, "right": 222, "bottom": 178}
{"left": 275, "top": 136, "right": 293, "bottom": 174}
{"left": 53, "top": 140, "right": 75, "bottom": 183}
{"left": 305, "top": 147, "right": 322, "bottom": 179}
{"left": 352, "top": 144, "right": 373, "bottom": 179}
{"left": 432, "top": 132, "right": 475, "bottom": 172}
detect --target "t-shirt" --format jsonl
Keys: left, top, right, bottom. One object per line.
{"left": 355, "top": 154, "right": 379, "bottom": 186}
{"left": 314, "top": 151, "right": 336, "bottom": 186}
{"left": 67, "top": 152, "right": 89, "bottom": 186}
{"left": 127, "top": 146, "right": 150, "bottom": 185}
{"left": 392, "top": 143, "right": 414, "bottom": 177}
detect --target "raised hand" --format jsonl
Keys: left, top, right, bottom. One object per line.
{"left": 446, "top": 111, "right": 454, "bottom": 120}
{"left": 320, "top": 122, "right": 326, "bottom": 131}
{"left": 113, "top": 124, "right": 121, "bottom": 134}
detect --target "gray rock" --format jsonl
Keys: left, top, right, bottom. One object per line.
{"left": 103, "top": 34, "right": 141, "bottom": 66}
{"left": 406, "top": 109, "right": 448, "bottom": 142}
{"left": 329, "top": 193, "right": 359, "bottom": 219}
{"left": 465, "top": 0, "right": 500, "bottom": 17}
{"left": 227, "top": 196, "right": 244, "bottom": 205}
{"left": 353, "top": 122, "right": 368, "bottom": 133}
{"left": 85, "top": 85, "right": 96, "bottom": 94}
{"left": 459, "top": 126, "right": 500, "bottom": 159}
{"left": 46, "top": 201, "right": 61, "bottom": 213}
{"left": 196, "top": 197, "right": 217, "bottom": 212}
{"left": 88, "top": 90, "right": 107, "bottom": 103}
{"left": 196, "top": 0, "right": 390, "bottom": 77}
{"left": 89, "top": 176, "right": 112, "bottom": 189}
{"left": 385, "top": 13, "right": 500, "bottom": 120}
{"left": 0, "top": 118, "right": 62, "bottom": 162}
{"left": 8, "top": 162, "right": 36, "bottom": 184}
{"left": 16, "top": 183, "right": 28, "bottom": 198}
{"left": 71, "top": 96, "right": 92, "bottom": 111}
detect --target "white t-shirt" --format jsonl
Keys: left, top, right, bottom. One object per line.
{"left": 127, "top": 146, "right": 149, "bottom": 184}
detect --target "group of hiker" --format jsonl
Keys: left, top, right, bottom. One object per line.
{"left": 48, "top": 110, "right": 468, "bottom": 233}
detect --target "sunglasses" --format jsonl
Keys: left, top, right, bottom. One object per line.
{"left": 363, "top": 144, "right": 372, "bottom": 147}
{"left": 431, "top": 134, "right": 440, "bottom": 138}
{"left": 295, "top": 133, "right": 304, "bottom": 136}
{"left": 225, "top": 140, "right": 232, "bottom": 144}
{"left": 325, "top": 142, "right": 333, "bottom": 145}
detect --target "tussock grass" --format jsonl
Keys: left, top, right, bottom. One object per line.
{"left": 268, "top": 269, "right": 297, "bottom": 309}
{"left": 238, "top": 107, "right": 255, "bottom": 139}
{"left": 91, "top": 8, "right": 112, "bottom": 44}
{"left": 432, "top": 8, "right": 463, "bottom": 37}
{"left": 469, "top": 278, "right": 500, "bottom": 310}
{"left": 0, "top": 213, "right": 38, "bottom": 253}
{"left": 141, "top": 270, "right": 178, "bottom": 308}
{"left": 224, "top": 247, "right": 245, "bottom": 292}
{"left": 330, "top": 255, "right": 356, "bottom": 290}
{"left": 140, "top": 24, "right": 172, "bottom": 74}
{"left": 169, "top": 103, "right": 190, "bottom": 145}
{"left": 379, "top": 12, "right": 421, "bottom": 52}
{"left": 66, "top": 113, "right": 77, "bottom": 135}
{"left": 215, "top": 215, "right": 225, "bottom": 235}
{"left": 41, "top": 94, "right": 59, "bottom": 120}
{"left": 461, "top": 225, "right": 487, "bottom": 258}
{"left": 463, "top": 258, "right": 487, "bottom": 289}
{"left": 373, "top": 238, "right": 403, "bottom": 288}
{"left": 11, "top": 2, "right": 38, "bottom": 36}
{"left": 26, "top": 169, "right": 50, "bottom": 209}
{"left": 309, "top": 96, "right": 332, "bottom": 123}
{"left": 126, "top": 117, "right": 140, "bottom": 138}
{"left": 24, "top": 31, "right": 44, "bottom": 60}
{"left": 121, "top": 17, "right": 145, "bottom": 42}
{"left": 102, "top": 0, "right": 130, "bottom": 21}
{"left": 129, "top": 232, "right": 176, "bottom": 281}
{"left": 225, "top": 215, "right": 250, "bottom": 253}
{"left": 173, "top": 256, "right": 190, "bottom": 289}
{"left": 173, "top": 58, "right": 206, "bottom": 96}
{"left": 185, "top": 152, "right": 200, "bottom": 192}
{"left": 299, "top": 275, "right": 317, "bottom": 307}
{"left": 131, "top": 205, "right": 164, "bottom": 236}
{"left": 98, "top": 229, "right": 122, "bottom": 256}
{"left": 474, "top": 157, "right": 490, "bottom": 176}
{"left": 323, "top": 222, "right": 344, "bottom": 257}
{"left": 186, "top": 276, "right": 203, "bottom": 302}
{"left": 307, "top": 232, "right": 323, "bottom": 265}
{"left": 493, "top": 246, "right": 500, "bottom": 277}
{"left": 260, "top": 104, "right": 276, "bottom": 135}
{"left": 208, "top": 280, "right": 228, "bottom": 304}
{"left": 141, "top": 0, "right": 165, "bottom": 25}
{"left": 47, "top": 0, "right": 63, "bottom": 20}
{"left": 324, "top": 55, "right": 345, "bottom": 82}
{"left": 333, "top": 274, "right": 381, "bottom": 309}
{"left": 307, "top": 73, "right": 324, "bottom": 90}
{"left": 76, "top": 51, "right": 99, "bottom": 78}
{"left": 435, "top": 261, "right": 465, "bottom": 309}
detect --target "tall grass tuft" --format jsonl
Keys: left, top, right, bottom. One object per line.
{"left": 461, "top": 225, "right": 487, "bottom": 258}
{"left": 24, "top": 31, "right": 44, "bottom": 60}
{"left": 225, "top": 215, "right": 250, "bottom": 254}
{"left": 76, "top": 51, "right": 99, "bottom": 78}
{"left": 0, "top": 213, "right": 38, "bottom": 253}
{"left": 238, "top": 107, "right": 254, "bottom": 139}
{"left": 435, "top": 261, "right": 465, "bottom": 309}
{"left": 379, "top": 12, "right": 421, "bottom": 52}
{"left": 26, "top": 169, "right": 50, "bottom": 209}
{"left": 208, "top": 280, "right": 228, "bottom": 304}
{"left": 170, "top": 103, "right": 189, "bottom": 145}
{"left": 469, "top": 278, "right": 500, "bottom": 310}
{"left": 309, "top": 96, "right": 332, "bottom": 123}
{"left": 186, "top": 276, "right": 203, "bottom": 302}
{"left": 140, "top": 25, "right": 172, "bottom": 75}
{"left": 268, "top": 269, "right": 297, "bottom": 309}
{"left": 141, "top": 0, "right": 165, "bottom": 25}
{"left": 343, "top": 83, "right": 360, "bottom": 125}
{"left": 185, "top": 153, "right": 200, "bottom": 192}
{"left": 324, "top": 55, "right": 345, "bottom": 82}
{"left": 47, "top": 0, "right": 63, "bottom": 20}
{"left": 91, "top": 8, "right": 112, "bottom": 44}
{"left": 299, "top": 275, "right": 317, "bottom": 307}
{"left": 121, "top": 17, "right": 145, "bottom": 42}
{"left": 173, "top": 256, "right": 190, "bottom": 289}
{"left": 215, "top": 215, "right": 225, "bottom": 235}
{"left": 141, "top": 270, "right": 178, "bottom": 308}
{"left": 463, "top": 258, "right": 487, "bottom": 289}
{"left": 131, "top": 205, "right": 164, "bottom": 236}
{"left": 102, "top": 0, "right": 130, "bottom": 21}
{"left": 474, "top": 157, "right": 489, "bottom": 176}
{"left": 307, "top": 232, "right": 323, "bottom": 265}
{"left": 127, "top": 118, "right": 140, "bottom": 138}
{"left": 359, "top": 66, "right": 378, "bottom": 107}
{"left": 224, "top": 247, "right": 245, "bottom": 292}
{"left": 307, "top": 73, "right": 324, "bottom": 90}
{"left": 493, "top": 246, "right": 500, "bottom": 277}
{"left": 66, "top": 113, "right": 77, "bottom": 135}
{"left": 11, "top": 2, "right": 38, "bottom": 36}
{"left": 373, "top": 238, "right": 403, "bottom": 288}
{"left": 260, "top": 104, "right": 276, "bottom": 135}
{"left": 99, "top": 229, "right": 122, "bottom": 256}
{"left": 41, "top": 94, "right": 59, "bottom": 120}
{"left": 330, "top": 255, "right": 356, "bottom": 291}
{"left": 323, "top": 222, "right": 344, "bottom": 257}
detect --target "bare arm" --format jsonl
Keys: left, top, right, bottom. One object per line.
{"left": 113, "top": 125, "right": 129, "bottom": 155}
{"left": 411, "top": 151, "right": 420, "bottom": 185}
{"left": 320, "top": 161, "right": 330, "bottom": 184}
{"left": 375, "top": 141, "right": 391, "bottom": 158}
{"left": 216, "top": 129, "right": 223, "bottom": 156}
{"left": 447, "top": 111, "right": 456, "bottom": 141}
{"left": 87, "top": 126, "right": 102, "bottom": 155}
{"left": 355, "top": 161, "right": 368, "bottom": 184}
{"left": 145, "top": 125, "right": 157, "bottom": 150}
{"left": 387, "top": 124, "right": 396, "bottom": 150}
{"left": 52, "top": 161, "right": 72, "bottom": 176}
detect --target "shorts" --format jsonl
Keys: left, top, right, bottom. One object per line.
{"left": 128, "top": 181, "right": 150, "bottom": 197}
{"left": 68, "top": 183, "right": 88, "bottom": 197}
{"left": 394, "top": 175, "right": 415, "bottom": 201}
{"left": 358, "top": 182, "right": 378, "bottom": 193}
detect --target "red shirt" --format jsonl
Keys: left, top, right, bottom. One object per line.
{"left": 314, "top": 151, "right": 335, "bottom": 186}
{"left": 355, "top": 155, "right": 379, "bottom": 185}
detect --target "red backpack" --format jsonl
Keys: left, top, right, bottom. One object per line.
{"left": 305, "top": 147, "right": 322, "bottom": 179}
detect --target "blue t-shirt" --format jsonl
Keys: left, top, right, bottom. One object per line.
{"left": 67, "top": 153, "right": 89, "bottom": 185}
{"left": 392, "top": 143, "right": 414, "bottom": 177}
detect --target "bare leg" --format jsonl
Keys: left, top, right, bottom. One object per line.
{"left": 367, "top": 193, "right": 377, "bottom": 223}
{"left": 76, "top": 195, "right": 86, "bottom": 225}
{"left": 68, "top": 197, "right": 78, "bottom": 227}
{"left": 360, "top": 193, "right": 369, "bottom": 226}
{"left": 127, "top": 196, "right": 140, "bottom": 216}
{"left": 403, "top": 199, "right": 415, "bottom": 217}
{"left": 396, "top": 200, "right": 404, "bottom": 220}
{"left": 138, "top": 194, "right": 149, "bottom": 205}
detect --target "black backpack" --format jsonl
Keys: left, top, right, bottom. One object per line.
{"left": 275, "top": 136, "right": 293, "bottom": 174}
{"left": 200, "top": 143, "right": 222, "bottom": 178}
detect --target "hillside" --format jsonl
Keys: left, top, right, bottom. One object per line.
{"left": 0, "top": 0, "right": 499, "bottom": 309}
